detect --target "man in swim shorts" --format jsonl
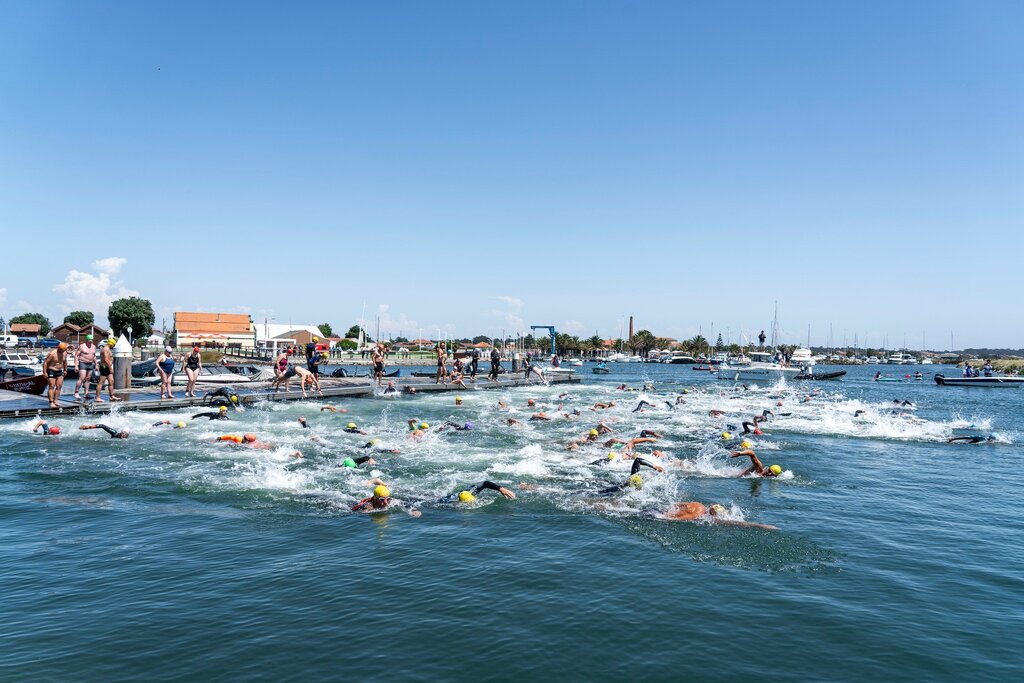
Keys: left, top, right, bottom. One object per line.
{"left": 73, "top": 334, "right": 97, "bottom": 400}
{"left": 43, "top": 343, "right": 69, "bottom": 408}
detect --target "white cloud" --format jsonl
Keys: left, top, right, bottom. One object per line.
{"left": 489, "top": 295, "right": 525, "bottom": 332}
{"left": 561, "top": 319, "right": 586, "bottom": 335}
{"left": 374, "top": 304, "right": 418, "bottom": 337}
{"left": 93, "top": 257, "right": 127, "bottom": 275}
{"left": 53, "top": 257, "right": 138, "bottom": 315}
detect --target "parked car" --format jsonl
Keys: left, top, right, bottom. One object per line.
{"left": 16, "top": 337, "right": 34, "bottom": 348}
{"left": 0, "top": 334, "right": 18, "bottom": 348}
{"left": 37, "top": 338, "right": 61, "bottom": 348}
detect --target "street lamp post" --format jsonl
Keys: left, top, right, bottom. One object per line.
{"left": 126, "top": 325, "right": 133, "bottom": 346}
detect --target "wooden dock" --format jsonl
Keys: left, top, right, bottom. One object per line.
{"left": 0, "top": 373, "right": 581, "bottom": 420}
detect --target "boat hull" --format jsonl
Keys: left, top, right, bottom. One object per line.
{"left": 717, "top": 366, "right": 800, "bottom": 381}
{"left": 0, "top": 373, "right": 47, "bottom": 395}
{"left": 934, "top": 374, "right": 1024, "bottom": 388}
{"left": 795, "top": 370, "right": 847, "bottom": 381}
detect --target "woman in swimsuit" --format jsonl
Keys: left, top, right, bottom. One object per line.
{"left": 183, "top": 345, "right": 202, "bottom": 398}
{"left": 156, "top": 345, "right": 177, "bottom": 399}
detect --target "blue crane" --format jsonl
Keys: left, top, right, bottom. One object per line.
{"left": 531, "top": 326, "right": 557, "bottom": 356}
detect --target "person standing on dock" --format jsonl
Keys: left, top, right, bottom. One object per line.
{"left": 488, "top": 347, "right": 501, "bottom": 382}
{"left": 156, "top": 346, "right": 177, "bottom": 400}
{"left": 183, "top": 346, "right": 202, "bottom": 398}
{"left": 372, "top": 343, "right": 386, "bottom": 386}
{"left": 469, "top": 346, "right": 481, "bottom": 382}
{"left": 42, "top": 342, "right": 69, "bottom": 408}
{"left": 73, "top": 334, "right": 97, "bottom": 401}
{"left": 94, "top": 339, "right": 119, "bottom": 403}
{"left": 306, "top": 336, "right": 323, "bottom": 377}
{"left": 758, "top": 330, "right": 766, "bottom": 348}
{"left": 435, "top": 343, "right": 448, "bottom": 384}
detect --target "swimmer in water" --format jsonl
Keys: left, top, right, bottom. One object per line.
{"left": 352, "top": 478, "right": 420, "bottom": 516}
{"left": 320, "top": 405, "right": 349, "bottom": 413}
{"left": 596, "top": 457, "right": 665, "bottom": 494}
{"left": 729, "top": 449, "right": 782, "bottom": 478}
{"left": 947, "top": 435, "right": 997, "bottom": 444}
{"left": 343, "top": 423, "right": 367, "bottom": 435}
{"left": 632, "top": 400, "right": 655, "bottom": 413}
{"left": 638, "top": 430, "right": 662, "bottom": 438}
{"left": 596, "top": 422, "right": 614, "bottom": 435}
{"left": 338, "top": 455, "right": 377, "bottom": 468}
{"left": 192, "top": 406, "right": 230, "bottom": 420}
{"left": 530, "top": 412, "right": 551, "bottom": 421}
{"left": 79, "top": 424, "right": 129, "bottom": 439}
{"left": 383, "top": 381, "right": 398, "bottom": 395}
{"left": 507, "top": 417, "right": 523, "bottom": 426}
{"left": 854, "top": 410, "right": 867, "bottom": 417}
{"left": 662, "top": 502, "right": 777, "bottom": 529}
{"left": 439, "top": 480, "right": 516, "bottom": 503}
{"left": 152, "top": 420, "right": 187, "bottom": 429}
{"left": 591, "top": 401, "right": 615, "bottom": 410}
{"left": 202, "top": 387, "right": 243, "bottom": 411}
{"left": 603, "top": 436, "right": 659, "bottom": 455}
{"left": 708, "top": 409, "right": 725, "bottom": 418}
{"left": 443, "top": 421, "right": 474, "bottom": 431}
{"left": 31, "top": 420, "right": 61, "bottom": 435}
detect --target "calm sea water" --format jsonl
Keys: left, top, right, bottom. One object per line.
{"left": 2, "top": 363, "right": 1022, "bottom": 681}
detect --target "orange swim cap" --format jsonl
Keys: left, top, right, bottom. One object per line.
{"left": 243, "top": 433, "right": 256, "bottom": 443}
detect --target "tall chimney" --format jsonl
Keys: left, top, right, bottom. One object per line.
{"left": 628, "top": 316, "right": 634, "bottom": 339}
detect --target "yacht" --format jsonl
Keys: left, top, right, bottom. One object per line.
{"left": 790, "top": 347, "right": 816, "bottom": 368}
{"left": 625, "top": 355, "right": 643, "bottom": 363}
{"left": 0, "top": 350, "right": 42, "bottom": 370}
{"left": 606, "top": 352, "right": 629, "bottom": 363}
{"left": 667, "top": 352, "right": 697, "bottom": 364}
{"left": 718, "top": 351, "right": 800, "bottom": 382}
{"left": 920, "top": 358, "right": 934, "bottom": 365}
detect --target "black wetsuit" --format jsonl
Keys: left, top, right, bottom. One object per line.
{"left": 444, "top": 421, "right": 472, "bottom": 431}
{"left": 95, "top": 424, "right": 126, "bottom": 438}
{"left": 489, "top": 350, "right": 501, "bottom": 380}
{"left": 306, "top": 342, "right": 320, "bottom": 376}
{"left": 345, "top": 455, "right": 376, "bottom": 465}
{"left": 439, "top": 480, "right": 504, "bottom": 503}
{"left": 597, "top": 458, "right": 660, "bottom": 495}
{"left": 741, "top": 421, "right": 758, "bottom": 434}
{"left": 192, "top": 411, "right": 229, "bottom": 420}
{"left": 470, "top": 349, "right": 480, "bottom": 378}
{"left": 344, "top": 427, "right": 365, "bottom": 434}
{"left": 203, "top": 388, "right": 239, "bottom": 404}
{"left": 632, "top": 400, "right": 654, "bottom": 413}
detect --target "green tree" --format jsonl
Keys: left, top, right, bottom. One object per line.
{"left": 338, "top": 338, "right": 357, "bottom": 351}
{"left": 108, "top": 297, "right": 155, "bottom": 342}
{"left": 394, "top": 336, "right": 409, "bottom": 343}
{"left": 629, "top": 330, "right": 656, "bottom": 355}
{"left": 11, "top": 312, "right": 52, "bottom": 336}
{"left": 64, "top": 311, "right": 95, "bottom": 327}
{"left": 345, "top": 325, "right": 372, "bottom": 342}
{"left": 472, "top": 335, "right": 491, "bottom": 344}
{"left": 715, "top": 333, "right": 724, "bottom": 349}
{"left": 318, "top": 323, "right": 334, "bottom": 338}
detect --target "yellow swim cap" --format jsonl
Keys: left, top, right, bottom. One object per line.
{"left": 347, "top": 422, "right": 357, "bottom": 429}
{"left": 230, "top": 395, "right": 238, "bottom": 403}
{"left": 455, "top": 396, "right": 462, "bottom": 402}
{"left": 589, "top": 429, "right": 599, "bottom": 436}
{"left": 458, "top": 491, "right": 476, "bottom": 503}
{"left": 628, "top": 474, "right": 643, "bottom": 489}
{"left": 373, "top": 485, "right": 390, "bottom": 498}
{"left": 722, "top": 431, "right": 732, "bottom": 440}
{"left": 420, "top": 422, "right": 429, "bottom": 429}
{"left": 741, "top": 440, "right": 753, "bottom": 449}
{"left": 606, "top": 452, "right": 618, "bottom": 460}
{"left": 371, "top": 438, "right": 380, "bottom": 446}
{"left": 176, "top": 421, "right": 186, "bottom": 428}
{"left": 219, "top": 405, "right": 228, "bottom": 411}
{"left": 769, "top": 464, "right": 783, "bottom": 475}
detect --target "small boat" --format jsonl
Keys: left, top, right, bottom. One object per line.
{"left": 565, "top": 358, "right": 584, "bottom": 367}
{"left": 0, "top": 372, "right": 47, "bottom": 395}
{"left": 790, "top": 347, "right": 816, "bottom": 368}
{"left": 173, "top": 365, "right": 257, "bottom": 385}
{"left": 692, "top": 365, "right": 713, "bottom": 371}
{"left": 131, "top": 358, "right": 157, "bottom": 377}
{"left": 667, "top": 353, "right": 697, "bottom": 364}
{"left": 592, "top": 363, "right": 610, "bottom": 374}
{"left": 718, "top": 352, "right": 801, "bottom": 381}
{"left": 795, "top": 370, "right": 847, "bottom": 381}
{"left": 934, "top": 374, "right": 1024, "bottom": 388}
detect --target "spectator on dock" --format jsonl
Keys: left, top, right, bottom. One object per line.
{"left": 183, "top": 346, "right": 202, "bottom": 398}
{"left": 488, "top": 347, "right": 501, "bottom": 382}
{"left": 95, "top": 339, "right": 119, "bottom": 403}
{"left": 469, "top": 346, "right": 481, "bottom": 381}
{"left": 435, "top": 344, "right": 448, "bottom": 384}
{"left": 372, "top": 343, "right": 386, "bottom": 386}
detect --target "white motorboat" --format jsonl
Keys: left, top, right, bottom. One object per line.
{"left": 0, "top": 350, "right": 42, "bottom": 369}
{"left": 606, "top": 352, "right": 629, "bottom": 363}
{"left": 717, "top": 351, "right": 801, "bottom": 381}
{"left": 920, "top": 358, "right": 934, "bottom": 365}
{"left": 173, "top": 365, "right": 260, "bottom": 385}
{"left": 935, "top": 373, "right": 1024, "bottom": 388}
{"left": 565, "top": 358, "right": 584, "bottom": 367}
{"left": 790, "top": 347, "right": 816, "bottom": 368}
{"left": 625, "top": 355, "right": 643, "bottom": 363}
{"left": 667, "top": 352, "right": 697, "bottom": 364}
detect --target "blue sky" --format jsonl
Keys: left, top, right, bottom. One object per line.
{"left": 1, "top": 1, "right": 1021, "bottom": 349}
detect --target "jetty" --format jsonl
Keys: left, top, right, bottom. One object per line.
{"left": 0, "top": 372, "right": 581, "bottom": 420}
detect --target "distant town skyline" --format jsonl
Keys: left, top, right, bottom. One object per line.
{"left": 2, "top": 3, "right": 1021, "bottom": 348}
